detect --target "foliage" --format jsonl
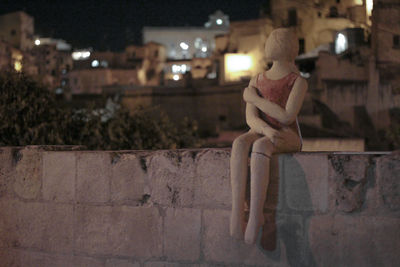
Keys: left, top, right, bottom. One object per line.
{"left": 0, "top": 72, "right": 200, "bottom": 150}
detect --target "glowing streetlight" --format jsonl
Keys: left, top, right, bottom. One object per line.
{"left": 91, "top": 60, "right": 99, "bottom": 67}
{"left": 216, "top": 19, "right": 223, "bottom": 25}
{"left": 34, "top": 39, "right": 40, "bottom": 46}
{"left": 173, "top": 74, "right": 180, "bottom": 81}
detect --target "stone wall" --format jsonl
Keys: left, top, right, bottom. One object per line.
{"left": 0, "top": 146, "right": 399, "bottom": 267}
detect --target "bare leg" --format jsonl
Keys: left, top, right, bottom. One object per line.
{"left": 230, "top": 131, "right": 260, "bottom": 239}
{"left": 244, "top": 137, "right": 274, "bottom": 244}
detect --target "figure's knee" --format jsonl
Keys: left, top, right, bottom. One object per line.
{"left": 232, "top": 135, "right": 252, "bottom": 154}
{"left": 252, "top": 138, "right": 274, "bottom": 156}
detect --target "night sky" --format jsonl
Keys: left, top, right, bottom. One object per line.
{"left": 1, "top": 0, "right": 267, "bottom": 51}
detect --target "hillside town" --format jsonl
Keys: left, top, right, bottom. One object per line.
{"left": 1, "top": 0, "right": 399, "bottom": 150}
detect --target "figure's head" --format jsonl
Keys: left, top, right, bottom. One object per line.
{"left": 265, "top": 28, "right": 299, "bottom": 62}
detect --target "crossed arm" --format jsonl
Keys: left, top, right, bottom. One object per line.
{"left": 244, "top": 75, "right": 308, "bottom": 126}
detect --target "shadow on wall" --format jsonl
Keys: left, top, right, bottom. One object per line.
{"left": 249, "top": 154, "right": 317, "bottom": 267}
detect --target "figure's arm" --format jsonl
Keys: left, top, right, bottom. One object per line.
{"left": 244, "top": 77, "right": 308, "bottom": 125}
{"left": 246, "top": 103, "right": 279, "bottom": 141}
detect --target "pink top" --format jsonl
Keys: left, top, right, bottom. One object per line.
{"left": 255, "top": 72, "right": 299, "bottom": 134}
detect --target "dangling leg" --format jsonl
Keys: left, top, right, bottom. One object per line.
{"left": 230, "top": 131, "right": 260, "bottom": 239}
{"left": 245, "top": 137, "right": 274, "bottom": 244}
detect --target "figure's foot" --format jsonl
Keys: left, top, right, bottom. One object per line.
{"left": 244, "top": 215, "right": 264, "bottom": 244}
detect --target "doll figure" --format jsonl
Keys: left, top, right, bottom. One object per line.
{"left": 229, "top": 28, "right": 308, "bottom": 244}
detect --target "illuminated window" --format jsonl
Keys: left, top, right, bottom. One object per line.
{"left": 335, "top": 33, "right": 348, "bottom": 54}
{"left": 366, "top": 0, "right": 373, "bottom": 16}
{"left": 226, "top": 54, "right": 252, "bottom": 72}
{"left": 72, "top": 50, "right": 91, "bottom": 60}
{"left": 172, "top": 64, "right": 181, "bottom": 73}
{"left": 194, "top": 38, "right": 203, "bottom": 49}
{"left": 224, "top": 53, "right": 253, "bottom": 82}
{"left": 14, "top": 61, "right": 22, "bottom": 72}
{"left": 180, "top": 42, "right": 189, "bottom": 50}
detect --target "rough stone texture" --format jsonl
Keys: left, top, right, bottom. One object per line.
{"left": 74, "top": 205, "right": 162, "bottom": 258}
{"left": 290, "top": 154, "right": 329, "bottom": 213}
{"left": 111, "top": 154, "right": 146, "bottom": 203}
{"left": 194, "top": 150, "right": 231, "bottom": 209}
{"left": 43, "top": 152, "right": 76, "bottom": 202}
{"left": 203, "top": 209, "right": 287, "bottom": 266}
{"left": 0, "top": 147, "right": 13, "bottom": 199}
{"left": 105, "top": 258, "right": 140, "bottom": 267}
{"left": 376, "top": 152, "right": 400, "bottom": 211}
{"left": 144, "top": 262, "right": 200, "bottom": 267}
{"left": 76, "top": 152, "right": 111, "bottom": 203}
{"left": 147, "top": 150, "right": 196, "bottom": 207}
{"left": 308, "top": 215, "right": 340, "bottom": 266}
{"left": 164, "top": 208, "right": 201, "bottom": 261}
{"left": 309, "top": 214, "right": 400, "bottom": 267}
{"left": 329, "top": 155, "right": 370, "bottom": 212}
{"left": 13, "top": 149, "right": 42, "bottom": 199}
{"left": 0, "top": 199, "right": 73, "bottom": 253}
{"left": 0, "top": 148, "right": 399, "bottom": 267}
{"left": 0, "top": 249, "right": 105, "bottom": 267}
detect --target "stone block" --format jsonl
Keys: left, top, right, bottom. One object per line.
{"left": 1, "top": 249, "right": 106, "bottom": 267}
{"left": 308, "top": 215, "right": 340, "bottom": 266}
{"left": 111, "top": 154, "right": 146, "bottom": 203}
{"left": 105, "top": 258, "right": 140, "bottom": 267}
{"left": 164, "top": 208, "right": 201, "bottom": 261}
{"left": 0, "top": 200, "right": 73, "bottom": 253}
{"left": 202, "top": 209, "right": 288, "bottom": 266}
{"left": 335, "top": 215, "right": 400, "bottom": 267}
{"left": 144, "top": 262, "right": 200, "bottom": 267}
{"left": 76, "top": 152, "right": 111, "bottom": 203}
{"left": 0, "top": 249, "right": 47, "bottom": 267}
{"left": 329, "top": 155, "right": 370, "bottom": 212}
{"left": 308, "top": 214, "right": 400, "bottom": 267}
{"left": 285, "top": 154, "right": 329, "bottom": 213}
{"left": 13, "top": 149, "right": 42, "bottom": 200}
{"left": 194, "top": 149, "right": 231, "bottom": 209}
{"left": 281, "top": 154, "right": 328, "bottom": 213}
{"left": 74, "top": 205, "right": 162, "bottom": 258}
{"left": 376, "top": 153, "right": 400, "bottom": 212}
{"left": 42, "top": 152, "right": 76, "bottom": 202}
{"left": 147, "top": 150, "right": 196, "bottom": 207}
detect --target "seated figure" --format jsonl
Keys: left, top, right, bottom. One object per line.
{"left": 229, "top": 28, "right": 308, "bottom": 244}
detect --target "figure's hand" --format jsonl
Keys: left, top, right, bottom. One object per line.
{"left": 243, "top": 86, "right": 257, "bottom": 103}
{"left": 262, "top": 126, "right": 281, "bottom": 145}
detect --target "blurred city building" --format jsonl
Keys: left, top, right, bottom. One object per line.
{"left": 0, "top": 11, "right": 34, "bottom": 51}
{"left": 0, "top": 11, "right": 37, "bottom": 76}
{"left": 0, "top": 2, "right": 399, "bottom": 150}
{"left": 31, "top": 37, "right": 73, "bottom": 92}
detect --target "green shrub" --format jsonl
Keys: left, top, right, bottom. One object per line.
{"left": 0, "top": 72, "right": 200, "bottom": 150}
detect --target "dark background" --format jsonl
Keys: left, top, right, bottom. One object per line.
{"left": 0, "top": 0, "right": 267, "bottom": 51}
